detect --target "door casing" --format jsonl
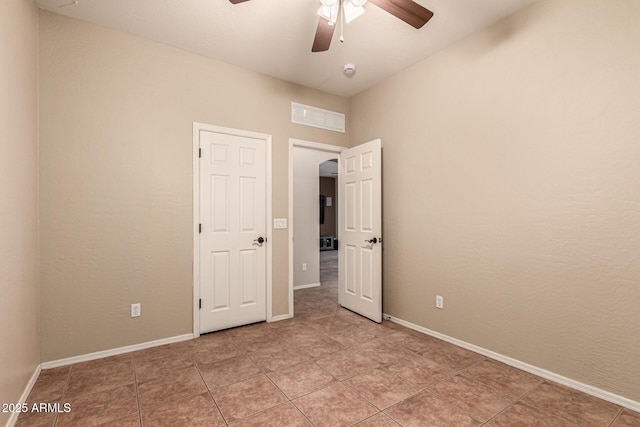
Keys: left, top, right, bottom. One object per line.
{"left": 193, "top": 122, "right": 273, "bottom": 338}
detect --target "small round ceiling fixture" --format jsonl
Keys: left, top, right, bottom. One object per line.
{"left": 343, "top": 63, "right": 357, "bottom": 77}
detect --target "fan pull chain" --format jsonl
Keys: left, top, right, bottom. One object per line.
{"left": 339, "top": 0, "right": 345, "bottom": 42}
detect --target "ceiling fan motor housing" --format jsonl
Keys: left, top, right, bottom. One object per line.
{"left": 230, "top": 0, "right": 435, "bottom": 53}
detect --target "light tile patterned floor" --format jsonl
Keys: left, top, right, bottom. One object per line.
{"left": 16, "top": 251, "right": 640, "bottom": 426}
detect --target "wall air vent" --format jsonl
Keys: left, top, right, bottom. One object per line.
{"left": 291, "top": 102, "right": 345, "bottom": 133}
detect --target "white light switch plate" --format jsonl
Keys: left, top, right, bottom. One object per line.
{"left": 273, "top": 218, "right": 287, "bottom": 229}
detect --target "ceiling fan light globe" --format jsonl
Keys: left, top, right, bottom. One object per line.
{"left": 317, "top": 5, "right": 330, "bottom": 20}
{"left": 351, "top": 0, "right": 367, "bottom": 7}
{"left": 320, "top": 0, "right": 339, "bottom": 6}
{"left": 317, "top": 5, "right": 339, "bottom": 24}
{"left": 343, "top": 0, "right": 365, "bottom": 24}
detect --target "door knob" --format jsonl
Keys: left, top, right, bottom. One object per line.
{"left": 365, "top": 237, "right": 378, "bottom": 244}
{"left": 253, "top": 237, "right": 265, "bottom": 246}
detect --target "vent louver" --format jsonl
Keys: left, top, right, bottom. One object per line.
{"left": 291, "top": 102, "right": 345, "bottom": 133}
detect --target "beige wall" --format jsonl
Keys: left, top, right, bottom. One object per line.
{"left": 0, "top": 0, "right": 40, "bottom": 423}
{"left": 38, "top": 11, "right": 349, "bottom": 361}
{"left": 350, "top": 0, "right": 640, "bottom": 401}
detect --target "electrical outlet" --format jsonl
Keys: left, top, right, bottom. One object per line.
{"left": 302, "top": 263, "right": 307, "bottom": 272}
{"left": 131, "top": 303, "right": 141, "bottom": 318}
{"left": 436, "top": 295, "right": 444, "bottom": 309}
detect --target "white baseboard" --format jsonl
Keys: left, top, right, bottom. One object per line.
{"left": 269, "top": 313, "right": 292, "bottom": 323}
{"left": 294, "top": 282, "right": 321, "bottom": 290}
{"left": 383, "top": 313, "right": 640, "bottom": 413}
{"left": 6, "top": 364, "right": 41, "bottom": 427}
{"left": 40, "top": 333, "right": 194, "bottom": 370}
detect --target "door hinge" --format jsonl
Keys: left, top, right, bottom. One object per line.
{"left": 199, "top": 298, "right": 202, "bottom": 309}
{"left": 199, "top": 223, "right": 202, "bottom": 234}
{"left": 198, "top": 148, "right": 201, "bottom": 158}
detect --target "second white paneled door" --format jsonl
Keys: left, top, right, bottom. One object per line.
{"left": 198, "top": 126, "right": 268, "bottom": 333}
{"left": 339, "top": 139, "right": 382, "bottom": 323}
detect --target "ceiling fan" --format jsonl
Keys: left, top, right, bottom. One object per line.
{"left": 229, "top": 0, "right": 434, "bottom": 52}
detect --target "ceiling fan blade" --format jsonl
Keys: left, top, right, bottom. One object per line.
{"left": 229, "top": 0, "right": 251, "bottom": 4}
{"left": 312, "top": 18, "right": 335, "bottom": 52}
{"left": 368, "top": 0, "right": 434, "bottom": 29}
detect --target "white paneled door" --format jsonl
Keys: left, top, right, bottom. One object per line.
{"left": 339, "top": 139, "right": 382, "bottom": 323}
{"left": 198, "top": 127, "right": 267, "bottom": 333}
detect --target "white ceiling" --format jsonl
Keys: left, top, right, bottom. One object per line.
{"left": 36, "top": 0, "right": 538, "bottom": 97}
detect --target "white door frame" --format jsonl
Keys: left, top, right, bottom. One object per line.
{"left": 288, "top": 138, "right": 345, "bottom": 317}
{"left": 193, "top": 122, "right": 273, "bottom": 338}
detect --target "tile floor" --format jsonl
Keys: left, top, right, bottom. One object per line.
{"left": 16, "top": 251, "right": 640, "bottom": 426}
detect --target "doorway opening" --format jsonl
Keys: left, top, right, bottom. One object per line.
{"left": 288, "top": 138, "right": 382, "bottom": 323}
{"left": 319, "top": 158, "right": 339, "bottom": 295}
{"left": 289, "top": 139, "right": 345, "bottom": 318}
{"left": 294, "top": 160, "right": 340, "bottom": 314}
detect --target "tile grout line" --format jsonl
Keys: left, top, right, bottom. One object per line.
{"left": 53, "top": 363, "right": 73, "bottom": 426}
{"left": 511, "top": 381, "right": 577, "bottom": 425}
{"left": 132, "top": 352, "right": 143, "bottom": 427}
{"left": 339, "top": 374, "right": 385, "bottom": 419}
{"left": 261, "top": 373, "right": 316, "bottom": 425}
{"left": 192, "top": 351, "right": 230, "bottom": 426}
{"left": 607, "top": 407, "right": 625, "bottom": 427}
{"left": 479, "top": 400, "right": 518, "bottom": 426}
